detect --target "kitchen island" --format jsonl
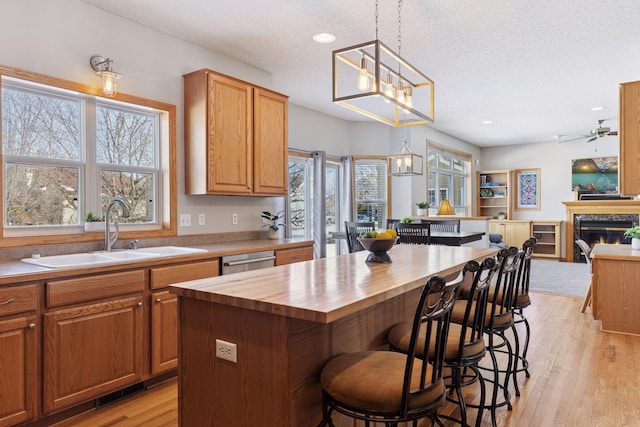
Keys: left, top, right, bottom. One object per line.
{"left": 170, "top": 244, "right": 496, "bottom": 426}
{"left": 591, "top": 243, "right": 640, "bottom": 335}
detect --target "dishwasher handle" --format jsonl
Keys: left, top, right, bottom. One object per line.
{"left": 223, "top": 256, "right": 276, "bottom": 267}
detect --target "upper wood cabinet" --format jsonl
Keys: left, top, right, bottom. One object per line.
{"left": 619, "top": 80, "right": 640, "bottom": 196}
{"left": 184, "top": 69, "right": 288, "bottom": 196}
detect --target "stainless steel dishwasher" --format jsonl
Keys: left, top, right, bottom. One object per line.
{"left": 221, "top": 250, "right": 276, "bottom": 275}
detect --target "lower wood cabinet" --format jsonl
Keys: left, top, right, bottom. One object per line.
{"left": 489, "top": 220, "right": 532, "bottom": 248}
{"left": 275, "top": 246, "right": 314, "bottom": 266}
{"left": 151, "top": 290, "right": 178, "bottom": 374}
{"left": 0, "top": 315, "right": 37, "bottom": 426}
{"left": 43, "top": 295, "right": 144, "bottom": 414}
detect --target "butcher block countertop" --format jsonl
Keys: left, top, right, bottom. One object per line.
{"left": 170, "top": 244, "right": 497, "bottom": 324}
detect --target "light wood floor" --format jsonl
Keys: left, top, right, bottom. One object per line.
{"left": 56, "top": 292, "right": 640, "bottom": 427}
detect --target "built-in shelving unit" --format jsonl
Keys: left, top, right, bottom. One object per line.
{"left": 531, "top": 220, "right": 562, "bottom": 259}
{"left": 477, "top": 170, "right": 512, "bottom": 219}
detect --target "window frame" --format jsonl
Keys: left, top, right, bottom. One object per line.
{"left": 426, "top": 141, "right": 471, "bottom": 216}
{"left": 0, "top": 65, "right": 177, "bottom": 248}
{"left": 352, "top": 155, "right": 390, "bottom": 227}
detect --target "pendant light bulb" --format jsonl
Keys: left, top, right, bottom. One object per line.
{"left": 357, "top": 55, "right": 371, "bottom": 91}
{"left": 404, "top": 86, "right": 413, "bottom": 108}
{"left": 384, "top": 71, "right": 394, "bottom": 103}
{"left": 396, "top": 80, "right": 405, "bottom": 104}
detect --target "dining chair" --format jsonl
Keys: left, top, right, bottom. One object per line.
{"left": 397, "top": 222, "right": 431, "bottom": 245}
{"left": 575, "top": 239, "right": 593, "bottom": 313}
{"left": 429, "top": 220, "right": 460, "bottom": 233}
{"left": 318, "top": 275, "right": 456, "bottom": 427}
{"left": 344, "top": 221, "right": 374, "bottom": 253}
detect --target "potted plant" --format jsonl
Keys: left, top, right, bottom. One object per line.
{"left": 415, "top": 202, "right": 430, "bottom": 217}
{"left": 497, "top": 211, "right": 507, "bottom": 219}
{"left": 624, "top": 225, "right": 640, "bottom": 250}
{"left": 261, "top": 210, "right": 286, "bottom": 239}
{"left": 400, "top": 216, "right": 414, "bottom": 224}
{"left": 84, "top": 211, "right": 105, "bottom": 232}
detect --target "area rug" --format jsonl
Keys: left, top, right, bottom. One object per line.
{"left": 528, "top": 259, "right": 591, "bottom": 298}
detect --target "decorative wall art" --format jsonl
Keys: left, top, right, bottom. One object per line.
{"left": 571, "top": 157, "right": 618, "bottom": 194}
{"left": 515, "top": 168, "right": 540, "bottom": 210}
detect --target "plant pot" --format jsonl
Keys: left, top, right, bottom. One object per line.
{"left": 84, "top": 221, "right": 105, "bottom": 232}
{"left": 416, "top": 208, "right": 425, "bottom": 217}
{"left": 632, "top": 238, "right": 640, "bottom": 250}
{"left": 268, "top": 228, "right": 282, "bottom": 240}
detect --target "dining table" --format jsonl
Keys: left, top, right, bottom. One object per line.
{"left": 329, "top": 230, "right": 485, "bottom": 246}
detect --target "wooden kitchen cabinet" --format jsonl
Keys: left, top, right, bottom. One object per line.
{"left": 489, "top": 219, "right": 531, "bottom": 247}
{"left": 0, "top": 284, "right": 37, "bottom": 427}
{"left": 151, "top": 291, "right": 178, "bottom": 375}
{"left": 531, "top": 220, "right": 561, "bottom": 258}
{"left": 275, "top": 246, "right": 314, "bottom": 266}
{"left": 149, "top": 260, "right": 219, "bottom": 374}
{"left": 184, "top": 69, "right": 288, "bottom": 196}
{"left": 43, "top": 271, "right": 145, "bottom": 414}
{"left": 619, "top": 80, "right": 640, "bottom": 196}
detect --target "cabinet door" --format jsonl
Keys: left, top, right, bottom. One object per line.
{"left": 0, "top": 315, "right": 37, "bottom": 426}
{"left": 507, "top": 222, "right": 532, "bottom": 248}
{"left": 151, "top": 291, "right": 178, "bottom": 374}
{"left": 207, "top": 72, "right": 253, "bottom": 194}
{"left": 253, "top": 88, "right": 288, "bottom": 195}
{"left": 43, "top": 296, "right": 143, "bottom": 414}
{"left": 275, "top": 246, "right": 313, "bottom": 266}
{"left": 619, "top": 81, "right": 640, "bottom": 196}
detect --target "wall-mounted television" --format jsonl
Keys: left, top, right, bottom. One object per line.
{"left": 571, "top": 156, "right": 618, "bottom": 194}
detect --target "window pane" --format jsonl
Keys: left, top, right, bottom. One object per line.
{"left": 1, "top": 87, "right": 81, "bottom": 160}
{"left": 453, "top": 158, "right": 465, "bottom": 173}
{"left": 355, "top": 160, "right": 387, "bottom": 228}
{"left": 5, "top": 163, "right": 79, "bottom": 226}
{"left": 96, "top": 106, "right": 155, "bottom": 167}
{"left": 428, "top": 172, "right": 436, "bottom": 206}
{"left": 288, "top": 161, "right": 309, "bottom": 239}
{"left": 453, "top": 175, "right": 465, "bottom": 206}
{"left": 427, "top": 152, "right": 436, "bottom": 169}
{"left": 101, "top": 170, "right": 154, "bottom": 223}
{"left": 438, "top": 174, "right": 452, "bottom": 202}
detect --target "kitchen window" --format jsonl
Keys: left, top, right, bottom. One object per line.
{"left": 427, "top": 142, "right": 470, "bottom": 215}
{"left": 0, "top": 67, "right": 176, "bottom": 244}
{"left": 354, "top": 157, "right": 388, "bottom": 228}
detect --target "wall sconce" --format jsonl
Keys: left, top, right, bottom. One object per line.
{"left": 90, "top": 55, "right": 121, "bottom": 97}
{"left": 437, "top": 199, "right": 456, "bottom": 215}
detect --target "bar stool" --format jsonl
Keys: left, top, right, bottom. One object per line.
{"left": 317, "top": 275, "right": 457, "bottom": 427}
{"left": 509, "top": 237, "right": 536, "bottom": 396}
{"left": 388, "top": 257, "right": 500, "bottom": 427}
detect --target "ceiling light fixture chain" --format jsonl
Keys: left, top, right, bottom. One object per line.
{"left": 375, "top": 0, "right": 379, "bottom": 40}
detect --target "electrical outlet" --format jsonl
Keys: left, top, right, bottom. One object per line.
{"left": 232, "top": 213, "right": 238, "bottom": 225}
{"left": 180, "top": 214, "right": 191, "bottom": 227}
{"left": 216, "top": 339, "right": 237, "bottom": 363}
{"left": 198, "top": 213, "right": 205, "bottom": 226}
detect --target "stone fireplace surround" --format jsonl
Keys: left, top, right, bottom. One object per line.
{"left": 563, "top": 200, "right": 640, "bottom": 262}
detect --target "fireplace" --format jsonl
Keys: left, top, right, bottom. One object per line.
{"left": 573, "top": 214, "right": 638, "bottom": 262}
{"left": 563, "top": 199, "right": 640, "bottom": 263}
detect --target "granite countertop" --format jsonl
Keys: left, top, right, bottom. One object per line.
{"left": 0, "top": 238, "right": 313, "bottom": 286}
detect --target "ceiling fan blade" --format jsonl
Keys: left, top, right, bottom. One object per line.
{"left": 586, "top": 136, "right": 598, "bottom": 143}
{"left": 557, "top": 135, "right": 590, "bottom": 143}
{"left": 609, "top": 131, "right": 618, "bottom": 136}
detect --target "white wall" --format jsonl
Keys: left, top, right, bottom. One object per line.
{"left": 480, "top": 139, "right": 618, "bottom": 220}
{"left": 2, "top": 0, "right": 476, "bottom": 235}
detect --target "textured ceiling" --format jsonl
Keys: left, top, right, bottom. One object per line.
{"left": 81, "top": 0, "right": 640, "bottom": 147}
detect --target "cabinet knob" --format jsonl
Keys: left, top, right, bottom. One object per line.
{"left": 28, "top": 323, "right": 35, "bottom": 329}
{"left": 155, "top": 298, "right": 162, "bottom": 303}
{"left": 137, "top": 302, "right": 143, "bottom": 307}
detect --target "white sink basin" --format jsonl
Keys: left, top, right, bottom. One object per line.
{"left": 21, "top": 246, "right": 207, "bottom": 269}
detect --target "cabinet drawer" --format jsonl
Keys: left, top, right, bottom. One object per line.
{"left": 46, "top": 270, "right": 145, "bottom": 308}
{"left": 275, "top": 247, "right": 313, "bottom": 266}
{"left": 0, "top": 284, "right": 37, "bottom": 316}
{"left": 150, "top": 259, "right": 219, "bottom": 289}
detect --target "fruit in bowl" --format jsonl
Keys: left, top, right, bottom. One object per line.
{"left": 357, "top": 229, "right": 398, "bottom": 263}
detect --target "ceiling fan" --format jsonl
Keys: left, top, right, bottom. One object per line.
{"left": 558, "top": 119, "right": 618, "bottom": 144}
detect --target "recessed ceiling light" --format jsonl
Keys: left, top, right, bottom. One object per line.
{"left": 482, "top": 120, "right": 493, "bottom": 125}
{"left": 313, "top": 33, "right": 336, "bottom": 44}
{"left": 591, "top": 106, "right": 606, "bottom": 111}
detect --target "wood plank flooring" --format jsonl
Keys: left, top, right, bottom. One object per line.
{"left": 55, "top": 292, "right": 640, "bottom": 427}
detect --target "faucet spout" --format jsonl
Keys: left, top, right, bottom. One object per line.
{"left": 104, "top": 199, "right": 130, "bottom": 252}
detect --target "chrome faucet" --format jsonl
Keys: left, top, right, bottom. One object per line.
{"left": 104, "top": 199, "right": 130, "bottom": 252}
